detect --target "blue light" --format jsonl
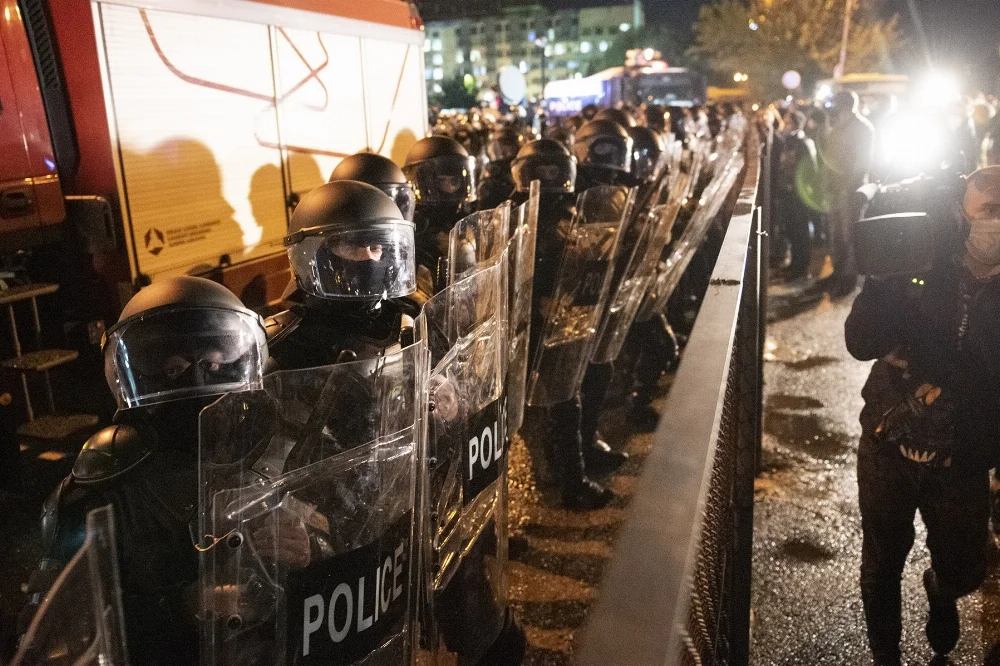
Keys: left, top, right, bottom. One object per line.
{"left": 749, "top": 21, "right": 759, "bottom": 31}
{"left": 44, "top": 158, "right": 55, "bottom": 172}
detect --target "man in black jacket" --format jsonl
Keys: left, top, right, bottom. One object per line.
{"left": 846, "top": 166, "right": 1000, "bottom": 664}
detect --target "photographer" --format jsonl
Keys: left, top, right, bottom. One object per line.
{"left": 845, "top": 166, "right": 1000, "bottom": 664}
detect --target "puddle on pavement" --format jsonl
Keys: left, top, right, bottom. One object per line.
{"left": 779, "top": 536, "right": 837, "bottom": 563}
{"left": 768, "top": 394, "right": 825, "bottom": 410}
{"left": 778, "top": 355, "right": 840, "bottom": 371}
{"left": 764, "top": 411, "right": 853, "bottom": 459}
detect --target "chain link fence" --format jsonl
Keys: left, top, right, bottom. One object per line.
{"left": 576, "top": 129, "right": 767, "bottom": 666}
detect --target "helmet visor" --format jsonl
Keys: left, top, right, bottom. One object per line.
{"left": 381, "top": 183, "right": 416, "bottom": 222}
{"left": 577, "top": 135, "right": 632, "bottom": 172}
{"left": 104, "top": 308, "right": 266, "bottom": 410}
{"left": 287, "top": 222, "right": 416, "bottom": 300}
{"left": 632, "top": 147, "right": 660, "bottom": 183}
{"left": 404, "top": 155, "right": 477, "bottom": 204}
{"left": 512, "top": 157, "right": 576, "bottom": 193}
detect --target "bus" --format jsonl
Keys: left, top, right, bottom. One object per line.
{"left": 544, "top": 63, "right": 706, "bottom": 117}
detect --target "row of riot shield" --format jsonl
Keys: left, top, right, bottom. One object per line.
{"left": 525, "top": 185, "right": 637, "bottom": 406}
{"left": 637, "top": 129, "right": 747, "bottom": 322}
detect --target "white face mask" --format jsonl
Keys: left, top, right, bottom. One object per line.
{"left": 966, "top": 218, "right": 1000, "bottom": 267}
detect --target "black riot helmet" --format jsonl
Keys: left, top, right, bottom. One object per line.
{"left": 403, "top": 136, "right": 477, "bottom": 205}
{"left": 330, "top": 152, "right": 415, "bottom": 222}
{"left": 644, "top": 104, "right": 668, "bottom": 133}
{"left": 627, "top": 126, "right": 664, "bottom": 183}
{"left": 284, "top": 181, "right": 416, "bottom": 301}
{"left": 574, "top": 119, "right": 633, "bottom": 173}
{"left": 488, "top": 125, "right": 526, "bottom": 162}
{"left": 102, "top": 276, "right": 267, "bottom": 410}
{"left": 511, "top": 139, "right": 576, "bottom": 193}
{"left": 594, "top": 107, "right": 636, "bottom": 128}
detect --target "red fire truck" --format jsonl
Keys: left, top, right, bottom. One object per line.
{"left": 0, "top": 0, "right": 427, "bottom": 323}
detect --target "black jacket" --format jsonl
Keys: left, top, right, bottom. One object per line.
{"left": 846, "top": 261, "right": 1000, "bottom": 465}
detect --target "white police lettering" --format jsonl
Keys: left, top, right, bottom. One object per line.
{"left": 468, "top": 418, "right": 502, "bottom": 480}
{"left": 300, "top": 539, "right": 407, "bottom": 654}
{"left": 393, "top": 541, "right": 405, "bottom": 599}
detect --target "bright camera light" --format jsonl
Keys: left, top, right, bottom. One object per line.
{"left": 879, "top": 110, "right": 947, "bottom": 170}
{"left": 914, "top": 70, "right": 960, "bottom": 108}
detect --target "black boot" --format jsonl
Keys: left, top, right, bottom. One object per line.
{"left": 476, "top": 609, "right": 527, "bottom": 666}
{"left": 628, "top": 390, "right": 660, "bottom": 433}
{"left": 923, "top": 568, "right": 960, "bottom": 656}
{"left": 583, "top": 437, "right": 629, "bottom": 475}
{"left": 550, "top": 398, "right": 615, "bottom": 510}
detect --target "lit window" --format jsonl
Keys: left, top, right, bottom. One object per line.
{"left": 423, "top": 40, "right": 431, "bottom": 53}
{"left": 470, "top": 49, "right": 481, "bottom": 62}
{"left": 575, "top": 72, "right": 583, "bottom": 79}
{"left": 425, "top": 69, "right": 433, "bottom": 80}
{"left": 599, "top": 41, "right": 609, "bottom": 52}
{"left": 456, "top": 52, "right": 465, "bottom": 64}
{"left": 580, "top": 41, "right": 592, "bottom": 53}
{"left": 519, "top": 60, "right": 528, "bottom": 73}
{"left": 433, "top": 68, "right": 444, "bottom": 81}
{"left": 620, "top": 23, "right": 630, "bottom": 32}
{"left": 544, "top": 44, "right": 553, "bottom": 57}
{"left": 554, "top": 43, "right": 565, "bottom": 55}
{"left": 568, "top": 60, "right": 578, "bottom": 69}
{"left": 548, "top": 28, "right": 555, "bottom": 40}
{"left": 433, "top": 83, "right": 443, "bottom": 94}
{"left": 432, "top": 53, "right": 443, "bottom": 65}
{"left": 432, "top": 39, "right": 442, "bottom": 51}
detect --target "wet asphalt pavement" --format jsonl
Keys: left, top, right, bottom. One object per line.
{"left": 752, "top": 285, "right": 1000, "bottom": 665}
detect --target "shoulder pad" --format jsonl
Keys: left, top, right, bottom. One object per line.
{"left": 72, "top": 424, "right": 153, "bottom": 484}
{"left": 264, "top": 309, "right": 302, "bottom": 348}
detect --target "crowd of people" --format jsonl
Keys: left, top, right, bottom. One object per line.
{"left": 10, "top": 102, "right": 750, "bottom": 665}
{"left": 765, "top": 89, "right": 1000, "bottom": 298}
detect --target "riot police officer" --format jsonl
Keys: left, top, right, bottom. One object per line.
{"left": 627, "top": 125, "right": 665, "bottom": 186}
{"left": 330, "top": 151, "right": 416, "bottom": 221}
{"left": 266, "top": 180, "right": 418, "bottom": 369}
{"left": 573, "top": 118, "right": 635, "bottom": 191}
{"left": 22, "top": 276, "right": 268, "bottom": 666}
{"left": 272, "top": 179, "right": 526, "bottom": 665}
{"left": 513, "top": 139, "right": 618, "bottom": 509}
{"left": 403, "top": 136, "right": 478, "bottom": 297}
{"left": 479, "top": 125, "right": 525, "bottom": 209}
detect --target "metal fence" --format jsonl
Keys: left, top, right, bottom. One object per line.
{"left": 575, "top": 130, "right": 766, "bottom": 666}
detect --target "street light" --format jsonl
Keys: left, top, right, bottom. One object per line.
{"left": 533, "top": 35, "right": 549, "bottom": 99}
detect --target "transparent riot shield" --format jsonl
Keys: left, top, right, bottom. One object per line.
{"left": 525, "top": 185, "right": 635, "bottom": 406}
{"left": 591, "top": 172, "right": 689, "bottom": 363}
{"left": 446, "top": 186, "right": 539, "bottom": 438}
{"left": 12, "top": 506, "right": 128, "bottom": 666}
{"left": 639, "top": 148, "right": 746, "bottom": 320}
{"left": 416, "top": 257, "right": 509, "bottom": 663}
{"left": 197, "top": 342, "right": 426, "bottom": 666}
{"left": 505, "top": 182, "right": 539, "bottom": 436}
{"left": 448, "top": 203, "right": 511, "bottom": 280}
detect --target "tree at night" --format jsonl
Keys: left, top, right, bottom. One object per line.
{"left": 692, "top": 0, "right": 905, "bottom": 99}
